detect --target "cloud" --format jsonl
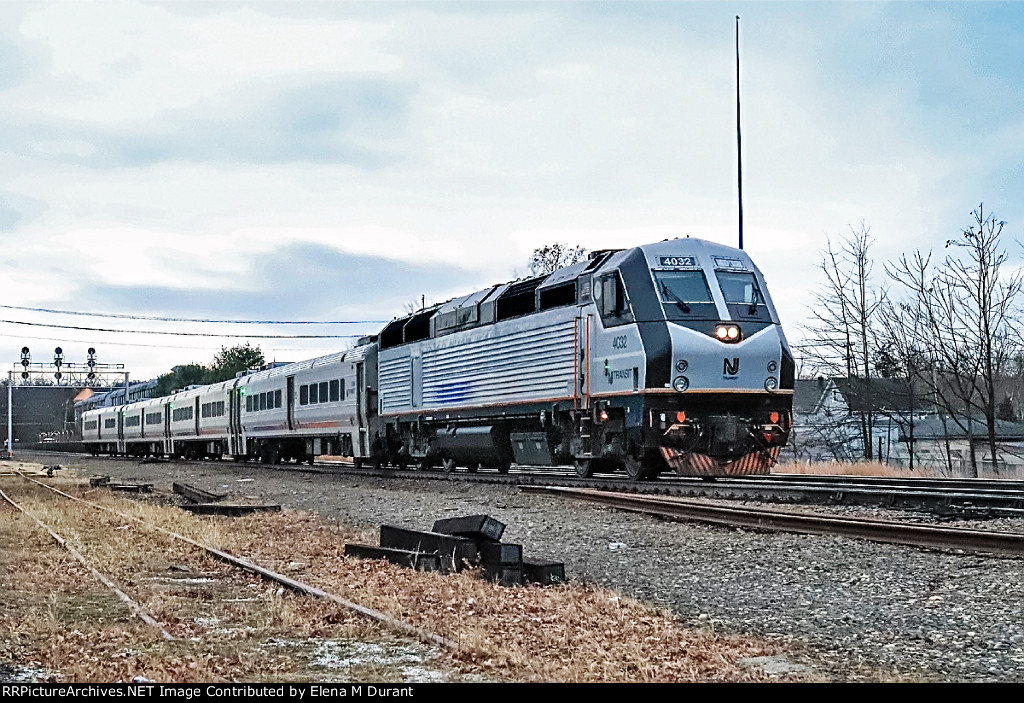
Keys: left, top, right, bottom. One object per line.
{"left": 65, "top": 242, "right": 480, "bottom": 321}
{"left": 2, "top": 75, "right": 416, "bottom": 168}
{"left": 0, "top": 192, "right": 46, "bottom": 232}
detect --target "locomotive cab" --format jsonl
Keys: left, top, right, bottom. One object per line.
{"left": 582, "top": 240, "right": 794, "bottom": 478}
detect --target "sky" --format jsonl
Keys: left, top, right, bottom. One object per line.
{"left": 2, "top": 1, "right": 1024, "bottom": 382}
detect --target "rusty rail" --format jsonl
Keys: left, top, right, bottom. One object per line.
{"left": 17, "top": 474, "right": 458, "bottom": 650}
{"left": 0, "top": 486, "right": 174, "bottom": 640}
{"left": 521, "top": 485, "right": 1024, "bottom": 557}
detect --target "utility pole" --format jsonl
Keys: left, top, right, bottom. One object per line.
{"left": 5, "top": 371, "right": 11, "bottom": 459}
{"left": 736, "top": 15, "right": 744, "bottom": 250}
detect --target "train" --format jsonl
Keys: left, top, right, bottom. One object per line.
{"left": 81, "top": 237, "right": 795, "bottom": 479}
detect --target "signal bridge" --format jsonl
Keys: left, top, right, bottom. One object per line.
{"left": 4, "top": 346, "right": 130, "bottom": 459}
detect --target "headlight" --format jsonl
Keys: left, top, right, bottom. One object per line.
{"left": 715, "top": 324, "right": 741, "bottom": 343}
{"left": 672, "top": 376, "right": 690, "bottom": 392}
{"left": 764, "top": 377, "right": 778, "bottom": 391}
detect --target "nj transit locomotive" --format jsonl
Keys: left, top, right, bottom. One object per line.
{"left": 82, "top": 238, "right": 794, "bottom": 478}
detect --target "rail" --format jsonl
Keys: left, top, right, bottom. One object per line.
{"left": 520, "top": 485, "right": 1024, "bottom": 558}
{"left": 16, "top": 473, "right": 458, "bottom": 650}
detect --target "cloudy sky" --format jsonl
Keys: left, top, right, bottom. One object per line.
{"left": 2, "top": 1, "right": 1023, "bottom": 381}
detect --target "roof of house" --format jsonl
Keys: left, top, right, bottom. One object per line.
{"left": 897, "top": 415, "right": 1024, "bottom": 441}
{"left": 793, "top": 379, "right": 827, "bottom": 414}
{"left": 831, "top": 377, "right": 930, "bottom": 413}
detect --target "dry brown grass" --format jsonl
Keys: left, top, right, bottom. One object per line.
{"left": 0, "top": 471, "right": 815, "bottom": 682}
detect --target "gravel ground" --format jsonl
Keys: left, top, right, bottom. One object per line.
{"left": 22, "top": 452, "right": 1024, "bottom": 682}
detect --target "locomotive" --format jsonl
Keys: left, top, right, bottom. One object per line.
{"left": 82, "top": 237, "right": 794, "bottom": 478}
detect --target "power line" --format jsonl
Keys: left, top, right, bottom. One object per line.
{"left": 0, "top": 304, "right": 386, "bottom": 325}
{"left": 0, "top": 319, "right": 366, "bottom": 339}
{"left": 0, "top": 331, "right": 356, "bottom": 353}
{"left": 0, "top": 331, "right": 226, "bottom": 351}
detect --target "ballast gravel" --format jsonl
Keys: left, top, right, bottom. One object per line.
{"left": 39, "top": 454, "right": 1024, "bottom": 682}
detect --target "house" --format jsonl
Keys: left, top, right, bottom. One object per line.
{"left": 783, "top": 376, "right": 1024, "bottom": 477}
{"left": 893, "top": 414, "right": 1024, "bottom": 477}
{"left": 784, "top": 377, "right": 922, "bottom": 464}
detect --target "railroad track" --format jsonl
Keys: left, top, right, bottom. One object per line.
{"left": 521, "top": 485, "right": 1024, "bottom": 558}
{"left": 25, "top": 449, "right": 1024, "bottom": 520}
{"left": 1, "top": 471, "right": 456, "bottom": 649}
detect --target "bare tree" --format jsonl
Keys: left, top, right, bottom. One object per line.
{"left": 884, "top": 205, "right": 1024, "bottom": 475}
{"left": 943, "top": 205, "right": 1024, "bottom": 472}
{"left": 801, "top": 223, "right": 885, "bottom": 459}
{"left": 403, "top": 295, "right": 434, "bottom": 315}
{"left": 528, "top": 243, "right": 588, "bottom": 276}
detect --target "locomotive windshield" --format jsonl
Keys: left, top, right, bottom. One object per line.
{"left": 715, "top": 270, "right": 771, "bottom": 321}
{"left": 653, "top": 270, "right": 717, "bottom": 319}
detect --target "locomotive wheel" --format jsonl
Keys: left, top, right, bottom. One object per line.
{"left": 441, "top": 457, "right": 457, "bottom": 474}
{"left": 353, "top": 458, "right": 364, "bottom": 470}
{"left": 466, "top": 462, "right": 479, "bottom": 473}
{"left": 623, "top": 455, "right": 653, "bottom": 481}
{"left": 574, "top": 458, "right": 593, "bottom": 478}
{"left": 414, "top": 458, "right": 432, "bottom": 472}
{"left": 496, "top": 459, "right": 511, "bottom": 475}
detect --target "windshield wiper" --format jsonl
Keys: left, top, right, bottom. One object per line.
{"left": 661, "top": 284, "right": 691, "bottom": 314}
{"left": 748, "top": 278, "right": 765, "bottom": 315}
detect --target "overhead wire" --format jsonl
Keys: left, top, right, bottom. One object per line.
{"left": 0, "top": 304, "right": 386, "bottom": 325}
{"left": 0, "top": 319, "right": 368, "bottom": 339}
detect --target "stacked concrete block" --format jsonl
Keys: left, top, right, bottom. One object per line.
{"left": 345, "top": 514, "right": 565, "bottom": 587}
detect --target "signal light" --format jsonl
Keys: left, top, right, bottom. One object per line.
{"left": 676, "top": 411, "right": 687, "bottom": 423}
{"left": 54, "top": 371, "right": 62, "bottom": 381}
{"left": 21, "top": 371, "right": 28, "bottom": 380}
{"left": 770, "top": 412, "right": 780, "bottom": 423}
{"left": 21, "top": 347, "right": 29, "bottom": 355}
